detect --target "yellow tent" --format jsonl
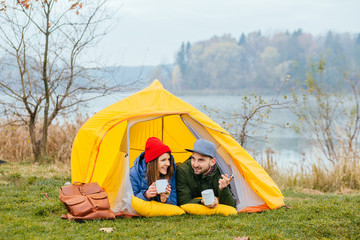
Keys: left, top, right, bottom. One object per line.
{"left": 71, "top": 80, "right": 284, "bottom": 214}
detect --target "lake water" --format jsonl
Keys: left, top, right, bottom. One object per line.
{"left": 179, "top": 95, "right": 314, "bottom": 170}
{"left": 87, "top": 92, "right": 310, "bottom": 169}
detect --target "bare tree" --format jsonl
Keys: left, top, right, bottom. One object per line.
{"left": 201, "top": 74, "right": 291, "bottom": 148}
{"left": 203, "top": 93, "right": 290, "bottom": 148}
{"left": 291, "top": 56, "right": 360, "bottom": 167}
{"left": 0, "top": 0, "right": 124, "bottom": 160}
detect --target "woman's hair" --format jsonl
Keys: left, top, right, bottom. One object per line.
{"left": 146, "top": 152, "right": 174, "bottom": 185}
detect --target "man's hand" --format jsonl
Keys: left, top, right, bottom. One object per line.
{"left": 145, "top": 182, "right": 157, "bottom": 199}
{"left": 160, "top": 184, "right": 171, "bottom": 203}
{"left": 218, "top": 174, "right": 233, "bottom": 191}
{"left": 201, "top": 196, "right": 219, "bottom": 208}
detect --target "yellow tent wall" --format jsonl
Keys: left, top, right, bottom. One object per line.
{"left": 71, "top": 80, "right": 284, "bottom": 213}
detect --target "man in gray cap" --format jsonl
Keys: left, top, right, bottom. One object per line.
{"left": 176, "top": 139, "right": 236, "bottom": 208}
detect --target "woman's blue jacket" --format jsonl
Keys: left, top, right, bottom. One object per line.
{"left": 129, "top": 152, "right": 177, "bottom": 205}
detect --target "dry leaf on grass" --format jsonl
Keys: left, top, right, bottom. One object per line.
{"left": 99, "top": 227, "right": 114, "bottom": 233}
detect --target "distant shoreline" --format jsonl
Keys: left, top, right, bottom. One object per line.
{"left": 172, "top": 88, "right": 285, "bottom": 96}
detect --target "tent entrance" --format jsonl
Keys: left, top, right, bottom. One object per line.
{"left": 123, "top": 113, "right": 266, "bottom": 212}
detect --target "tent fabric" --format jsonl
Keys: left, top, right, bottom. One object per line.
{"left": 71, "top": 80, "right": 285, "bottom": 214}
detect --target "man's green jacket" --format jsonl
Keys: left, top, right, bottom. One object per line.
{"left": 176, "top": 158, "right": 236, "bottom": 207}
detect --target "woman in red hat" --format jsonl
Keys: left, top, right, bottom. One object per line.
{"left": 129, "top": 137, "right": 177, "bottom": 205}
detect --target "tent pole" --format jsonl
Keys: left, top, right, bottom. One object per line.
{"left": 161, "top": 116, "right": 164, "bottom": 141}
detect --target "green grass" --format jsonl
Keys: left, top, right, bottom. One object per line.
{"left": 1, "top": 162, "right": 359, "bottom": 240}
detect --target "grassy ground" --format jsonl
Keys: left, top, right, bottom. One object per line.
{"left": 0, "top": 162, "right": 359, "bottom": 240}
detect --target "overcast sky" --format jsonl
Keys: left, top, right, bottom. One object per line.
{"left": 91, "top": 0, "right": 360, "bottom": 67}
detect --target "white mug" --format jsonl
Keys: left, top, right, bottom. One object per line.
{"left": 201, "top": 189, "right": 215, "bottom": 205}
{"left": 155, "top": 179, "right": 168, "bottom": 194}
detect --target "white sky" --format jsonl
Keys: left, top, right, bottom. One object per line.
{"left": 91, "top": 0, "right": 360, "bottom": 66}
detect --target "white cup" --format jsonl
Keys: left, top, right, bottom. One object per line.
{"left": 155, "top": 179, "right": 168, "bottom": 194}
{"left": 201, "top": 189, "right": 215, "bottom": 206}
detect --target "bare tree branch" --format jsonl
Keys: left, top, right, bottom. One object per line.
{"left": 0, "top": 0, "right": 130, "bottom": 161}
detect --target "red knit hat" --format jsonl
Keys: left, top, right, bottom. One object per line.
{"left": 144, "top": 137, "right": 171, "bottom": 163}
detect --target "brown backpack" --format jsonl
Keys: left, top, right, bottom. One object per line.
{"left": 59, "top": 182, "right": 115, "bottom": 220}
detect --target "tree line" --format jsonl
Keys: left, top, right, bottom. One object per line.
{"left": 155, "top": 29, "right": 360, "bottom": 93}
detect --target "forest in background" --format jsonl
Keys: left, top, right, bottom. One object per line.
{"left": 151, "top": 30, "right": 360, "bottom": 94}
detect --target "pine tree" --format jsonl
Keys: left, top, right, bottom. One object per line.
{"left": 238, "top": 33, "right": 246, "bottom": 45}
{"left": 355, "top": 33, "right": 360, "bottom": 45}
{"left": 176, "top": 42, "right": 186, "bottom": 75}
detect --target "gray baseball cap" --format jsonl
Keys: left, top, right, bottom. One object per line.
{"left": 185, "top": 139, "right": 216, "bottom": 158}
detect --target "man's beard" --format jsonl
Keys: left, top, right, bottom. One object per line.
{"left": 193, "top": 164, "right": 212, "bottom": 175}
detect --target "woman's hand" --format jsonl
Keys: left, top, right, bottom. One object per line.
{"left": 160, "top": 184, "right": 171, "bottom": 203}
{"left": 145, "top": 182, "right": 157, "bottom": 199}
